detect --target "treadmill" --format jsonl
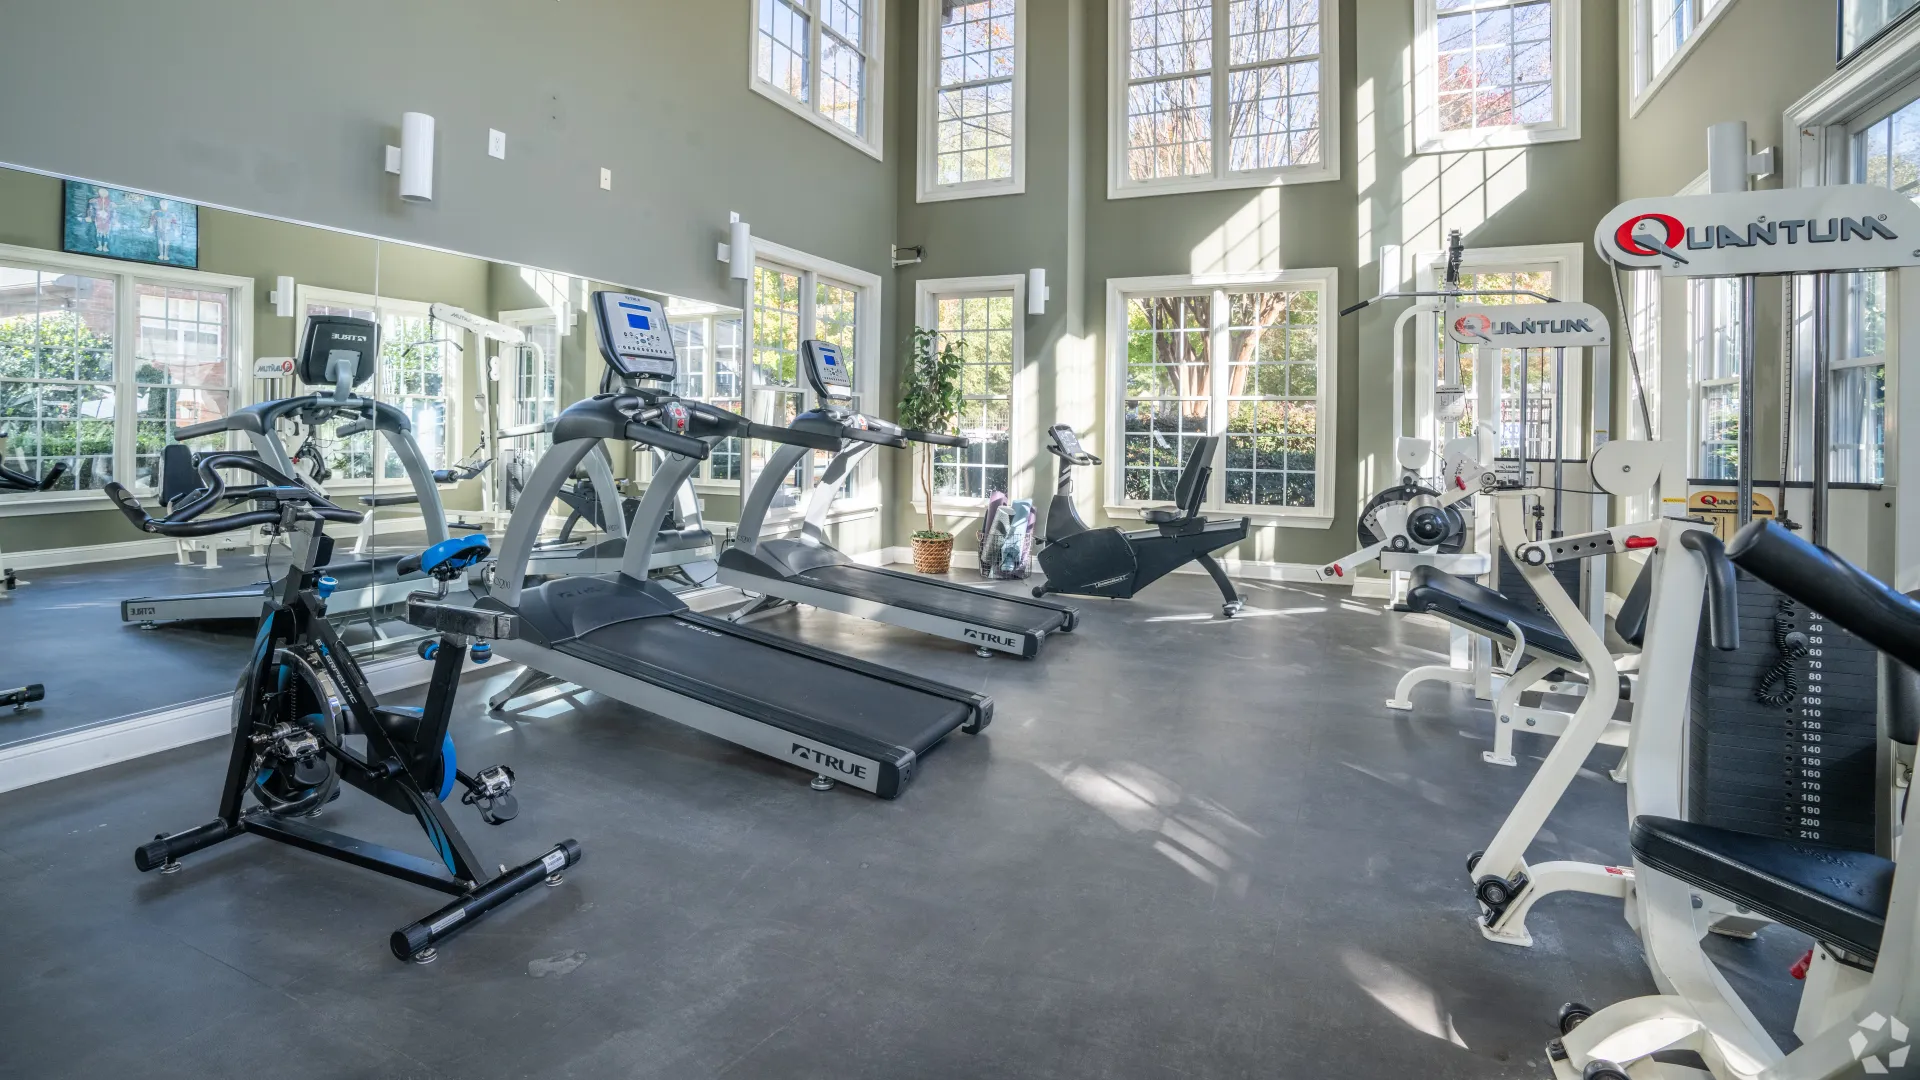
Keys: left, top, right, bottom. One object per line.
{"left": 120, "top": 316, "right": 457, "bottom": 628}
{"left": 480, "top": 292, "right": 992, "bottom": 798}
{"left": 718, "top": 339, "right": 1078, "bottom": 658}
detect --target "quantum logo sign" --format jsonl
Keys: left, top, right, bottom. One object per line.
{"left": 1452, "top": 313, "right": 1595, "bottom": 343}
{"left": 1615, "top": 210, "right": 1900, "bottom": 266}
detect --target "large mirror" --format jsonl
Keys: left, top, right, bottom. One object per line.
{"left": 0, "top": 162, "right": 768, "bottom": 764}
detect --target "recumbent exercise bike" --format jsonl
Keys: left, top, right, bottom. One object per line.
{"left": 1032, "top": 424, "right": 1249, "bottom": 616}
{"left": 105, "top": 454, "right": 580, "bottom": 963}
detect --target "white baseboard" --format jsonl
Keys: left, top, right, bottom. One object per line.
{"left": 0, "top": 653, "right": 437, "bottom": 795}
{"left": 2, "top": 537, "right": 178, "bottom": 570}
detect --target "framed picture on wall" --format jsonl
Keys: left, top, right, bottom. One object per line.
{"left": 61, "top": 181, "right": 199, "bottom": 268}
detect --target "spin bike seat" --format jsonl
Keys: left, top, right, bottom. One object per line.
{"left": 1399, "top": 564, "right": 1580, "bottom": 664}
{"left": 400, "top": 534, "right": 492, "bottom": 580}
{"left": 1631, "top": 816, "right": 1892, "bottom": 961}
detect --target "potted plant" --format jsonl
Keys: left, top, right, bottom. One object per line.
{"left": 898, "top": 325, "right": 967, "bottom": 575}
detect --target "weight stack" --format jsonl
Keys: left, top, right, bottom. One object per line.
{"left": 1494, "top": 550, "right": 1583, "bottom": 619}
{"left": 1686, "top": 572, "right": 1880, "bottom": 852}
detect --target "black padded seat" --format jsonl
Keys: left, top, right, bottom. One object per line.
{"left": 1616, "top": 560, "right": 1654, "bottom": 647}
{"left": 1141, "top": 507, "right": 1187, "bottom": 525}
{"left": 1399, "top": 564, "right": 1581, "bottom": 663}
{"left": 1631, "top": 816, "right": 1892, "bottom": 962}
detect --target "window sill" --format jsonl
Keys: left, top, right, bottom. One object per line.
{"left": 0, "top": 491, "right": 116, "bottom": 518}
{"left": 1103, "top": 504, "right": 1334, "bottom": 530}
{"left": 916, "top": 178, "right": 1026, "bottom": 204}
{"left": 1416, "top": 123, "right": 1581, "bottom": 155}
{"left": 691, "top": 479, "right": 743, "bottom": 496}
{"left": 759, "top": 503, "right": 881, "bottom": 534}
{"left": 1107, "top": 161, "right": 1340, "bottom": 201}
{"left": 749, "top": 79, "right": 883, "bottom": 161}
{"left": 910, "top": 496, "right": 1016, "bottom": 514}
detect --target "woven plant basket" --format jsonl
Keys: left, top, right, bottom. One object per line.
{"left": 911, "top": 534, "right": 954, "bottom": 575}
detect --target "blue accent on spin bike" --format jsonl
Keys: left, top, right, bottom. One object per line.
{"left": 469, "top": 642, "right": 491, "bottom": 664}
{"left": 418, "top": 639, "right": 440, "bottom": 661}
{"left": 418, "top": 534, "right": 492, "bottom": 577}
{"left": 316, "top": 575, "right": 339, "bottom": 600}
{"left": 438, "top": 733, "right": 458, "bottom": 802}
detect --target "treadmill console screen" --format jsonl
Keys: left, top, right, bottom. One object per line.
{"left": 593, "top": 291, "right": 678, "bottom": 381}
{"left": 1051, "top": 425, "right": 1085, "bottom": 457}
{"left": 800, "top": 339, "right": 852, "bottom": 400}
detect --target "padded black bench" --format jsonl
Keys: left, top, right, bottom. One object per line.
{"left": 1632, "top": 816, "right": 1891, "bottom": 961}
{"left": 1398, "top": 564, "right": 1582, "bottom": 663}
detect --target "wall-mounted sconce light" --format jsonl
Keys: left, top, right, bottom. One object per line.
{"left": 269, "top": 276, "right": 296, "bottom": 318}
{"left": 384, "top": 112, "right": 436, "bottom": 202}
{"left": 1028, "top": 268, "right": 1050, "bottom": 316}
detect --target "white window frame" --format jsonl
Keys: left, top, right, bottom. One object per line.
{"left": 662, "top": 299, "right": 748, "bottom": 493}
{"left": 293, "top": 285, "right": 467, "bottom": 493}
{"left": 1688, "top": 276, "right": 1744, "bottom": 481}
{"left": 750, "top": 0, "right": 888, "bottom": 160}
{"left": 1106, "top": 0, "right": 1342, "bottom": 200}
{"left": 1412, "top": 0, "right": 1581, "bottom": 154}
{"left": 1103, "top": 268, "right": 1339, "bottom": 526}
{"left": 744, "top": 238, "right": 882, "bottom": 523}
{"left": 497, "top": 306, "right": 564, "bottom": 434}
{"left": 1628, "top": 0, "right": 1736, "bottom": 116}
{"left": 1411, "top": 242, "right": 1587, "bottom": 463}
{"left": 0, "top": 242, "right": 251, "bottom": 517}
{"left": 918, "top": 0, "right": 1028, "bottom": 202}
{"left": 912, "top": 274, "right": 1028, "bottom": 510}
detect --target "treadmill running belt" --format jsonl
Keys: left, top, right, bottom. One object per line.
{"left": 795, "top": 564, "right": 1071, "bottom": 633}
{"left": 565, "top": 616, "right": 974, "bottom": 755}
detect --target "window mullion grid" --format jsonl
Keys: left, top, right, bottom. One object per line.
{"left": 114, "top": 271, "right": 137, "bottom": 489}
{"left": 1208, "top": 286, "right": 1229, "bottom": 509}
{"left": 1210, "top": 0, "right": 1230, "bottom": 181}
{"left": 810, "top": 0, "right": 826, "bottom": 119}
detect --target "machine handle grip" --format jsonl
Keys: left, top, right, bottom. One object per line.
{"left": 172, "top": 418, "right": 230, "bottom": 441}
{"left": 35, "top": 461, "right": 68, "bottom": 491}
{"left": 902, "top": 427, "right": 969, "bottom": 449}
{"left": 103, "top": 453, "right": 362, "bottom": 537}
{"left": 622, "top": 421, "right": 710, "bottom": 460}
{"left": 1729, "top": 520, "right": 1920, "bottom": 671}
{"left": 1680, "top": 529, "right": 1739, "bottom": 652}
{"left": 1339, "top": 298, "right": 1372, "bottom": 316}
{"left": 431, "top": 459, "right": 492, "bottom": 484}
{"left": 840, "top": 426, "right": 911, "bottom": 448}
{"left": 743, "top": 422, "right": 842, "bottom": 452}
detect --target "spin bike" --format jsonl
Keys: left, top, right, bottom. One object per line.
{"left": 1, "top": 436, "right": 66, "bottom": 712}
{"left": 104, "top": 454, "right": 580, "bottom": 963}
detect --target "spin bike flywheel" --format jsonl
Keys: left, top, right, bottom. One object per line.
{"left": 1356, "top": 481, "right": 1467, "bottom": 555}
{"left": 237, "top": 646, "right": 345, "bottom": 816}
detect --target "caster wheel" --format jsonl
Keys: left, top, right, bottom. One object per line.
{"left": 1466, "top": 849, "right": 1484, "bottom": 874}
{"left": 1474, "top": 876, "right": 1513, "bottom": 909}
{"left": 1582, "top": 1061, "right": 1629, "bottom": 1080}
{"left": 1557, "top": 1002, "right": 1593, "bottom": 1036}
{"left": 1031, "top": 586, "right": 1046, "bottom": 598}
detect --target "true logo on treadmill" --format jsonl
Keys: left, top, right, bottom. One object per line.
{"left": 961, "top": 628, "right": 1014, "bottom": 648}
{"left": 790, "top": 743, "right": 868, "bottom": 779}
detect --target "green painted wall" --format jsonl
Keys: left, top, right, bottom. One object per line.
{"left": 895, "top": 0, "right": 1623, "bottom": 568}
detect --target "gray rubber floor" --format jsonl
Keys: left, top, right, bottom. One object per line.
{"left": 0, "top": 571, "right": 1806, "bottom": 1079}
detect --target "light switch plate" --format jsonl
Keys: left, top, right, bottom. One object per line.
{"left": 488, "top": 129, "right": 506, "bottom": 159}
{"left": 599, "top": 168, "right": 612, "bottom": 190}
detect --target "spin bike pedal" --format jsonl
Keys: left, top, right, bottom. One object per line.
{"left": 461, "top": 764, "right": 518, "bottom": 825}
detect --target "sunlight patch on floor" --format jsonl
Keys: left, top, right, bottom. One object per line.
{"left": 1341, "top": 947, "right": 1469, "bottom": 1048}
{"left": 1040, "top": 759, "right": 1262, "bottom": 895}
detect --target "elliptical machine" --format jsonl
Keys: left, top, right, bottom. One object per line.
{"left": 104, "top": 453, "right": 580, "bottom": 963}
{"left": 1032, "top": 424, "right": 1248, "bottom": 616}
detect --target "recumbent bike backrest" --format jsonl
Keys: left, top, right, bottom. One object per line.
{"left": 1172, "top": 436, "right": 1219, "bottom": 519}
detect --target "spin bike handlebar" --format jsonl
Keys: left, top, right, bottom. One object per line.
{"left": 103, "top": 453, "right": 363, "bottom": 539}
{"left": 0, "top": 458, "right": 66, "bottom": 493}
{"left": 431, "top": 458, "right": 492, "bottom": 485}
{"left": 1729, "top": 520, "right": 1920, "bottom": 672}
